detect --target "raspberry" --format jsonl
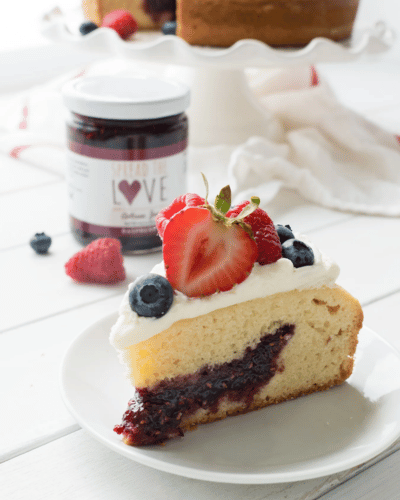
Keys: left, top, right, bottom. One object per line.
{"left": 227, "top": 202, "right": 282, "bottom": 265}
{"left": 65, "top": 238, "right": 126, "bottom": 284}
{"left": 155, "top": 193, "right": 205, "bottom": 239}
{"left": 101, "top": 10, "right": 138, "bottom": 40}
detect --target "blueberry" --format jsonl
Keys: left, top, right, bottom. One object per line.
{"left": 281, "top": 239, "right": 314, "bottom": 268}
{"left": 129, "top": 274, "right": 173, "bottom": 318}
{"left": 275, "top": 224, "right": 294, "bottom": 244}
{"left": 162, "top": 21, "right": 177, "bottom": 35}
{"left": 30, "top": 233, "right": 52, "bottom": 254}
{"left": 79, "top": 21, "right": 98, "bottom": 36}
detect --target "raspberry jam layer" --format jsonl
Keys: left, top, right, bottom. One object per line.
{"left": 114, "top": 324, "right": 294, "bottom": 446}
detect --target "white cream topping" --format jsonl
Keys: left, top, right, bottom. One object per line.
{"left": 110, "top": 234, "right": 340, "bottom": 350}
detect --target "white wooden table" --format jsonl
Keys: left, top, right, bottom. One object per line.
{"left": 2, "top": 1, "right": 400, "bottom": 498}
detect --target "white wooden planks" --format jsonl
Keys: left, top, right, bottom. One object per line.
{"left": 363, "top": 291, "right": 400, "bottom": 351}
{"left": 320, "top": 448, "right": 400, "bottom": 500}
{"left": 261, "top": 188, "right": 355, "bottom": 233}
{"left": 0, "top": 181, "right": 69, "bottom": 250}
{"left": 0, "top": 295, "right": 123, "bottom": 462}
{"left": 1, "top": 430, "right": 399, "bottom": 500}
{"left": 308, "top": 215, "right": 400, "bottom": 306}
{"left": 0, "top": 155, "right": 59, "bottom": 194}
{"left": 0, "top": 234, "right": 161, "bottom": 333}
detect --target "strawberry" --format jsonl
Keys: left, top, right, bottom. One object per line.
{"left": 162, "top": 178, "right": 260, "bottom": 297}
{"left": 65, "top": 238, "right": 126, "bottom": 284}
{"left": 156, "top": 193, "right": 205, "bottom": 239}
{"left": 227, "top": 202, "right": 282, "bottom": 266}
{"left": 101, "top": 10, "right": 138, "bottom": 40}
{"left": 163, "top": 207, "right": 258, "bottom": 297}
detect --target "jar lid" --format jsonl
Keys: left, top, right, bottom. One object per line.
{"left": 62, "top": 75, "right": 190, "bottom": 120}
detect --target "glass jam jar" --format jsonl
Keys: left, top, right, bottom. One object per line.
{"left": 62, "top": 75, "right": 190, "bottom": 253}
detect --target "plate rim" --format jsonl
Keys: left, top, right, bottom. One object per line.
{"left": 60, "top": 312, "right": 400, "bottom": 484}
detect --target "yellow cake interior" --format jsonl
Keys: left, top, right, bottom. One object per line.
{"left": 123, "top": 285, "right": 362, "bottom": 401}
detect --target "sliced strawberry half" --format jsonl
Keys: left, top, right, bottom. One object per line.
{"left": 163, "top": 207, "right": 258, "bottom": 297}
{"left": 156, "top": 193, "right": 205, "bottom": 239}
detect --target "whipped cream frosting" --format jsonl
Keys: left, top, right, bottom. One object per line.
{"left": 110, "top": 234, "right": 340, "bottom": 350}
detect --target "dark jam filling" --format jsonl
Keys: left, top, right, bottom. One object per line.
{"left": 142, "top": 0, "right": 176, "bottom": 23}
{"left": 114, "top": 324, "right": 295, "bottom": 446}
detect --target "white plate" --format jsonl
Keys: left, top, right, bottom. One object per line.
{"left": 60, "top": 313, "right": 400, "bottom": 484}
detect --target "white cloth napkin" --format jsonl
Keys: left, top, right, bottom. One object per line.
{"left": 230, "top": 66, "right": 400, "bottom": 216}
{"left": 1, "top": 62, "right": 400, "bottom": 215}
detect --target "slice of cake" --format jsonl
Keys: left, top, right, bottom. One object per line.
{"left": 111, "top": 180, "right": 363, "bottom": 446}
{"left": 82, "top": 0, "right": 176, "bottom": 30}
{"left": 176, "top": 0, "right": 360, "bottom": 47}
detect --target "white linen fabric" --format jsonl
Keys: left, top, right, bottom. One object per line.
{"left": 229, "top": 67, "right": 400, "bottom": 216}
{"left": 1, "top": 63, "right": 400, "bottom": 215}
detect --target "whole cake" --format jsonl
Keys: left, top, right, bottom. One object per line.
{"left": 176, "top": 0, "right": 360, "bottom": 47}
{"left": 111, "top": 180, "right": 363, "bottom": 445}
{"left": 83, "top": 0, "right": 359, "bottom": 46}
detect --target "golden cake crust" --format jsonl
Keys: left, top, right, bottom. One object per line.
{"left": 176, "top": 0, "right": 360, "bottom": 47}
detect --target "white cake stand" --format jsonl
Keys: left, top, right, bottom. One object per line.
{"left": 42, "top": 15, "right": 394, "bottom": 146}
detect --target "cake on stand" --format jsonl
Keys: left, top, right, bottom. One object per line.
{"left": 42, "top": 17, "right": 394, "bottom": 146}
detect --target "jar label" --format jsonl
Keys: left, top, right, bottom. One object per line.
{"left": 66, "top": 148, "right": 187, "bottom": 235}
